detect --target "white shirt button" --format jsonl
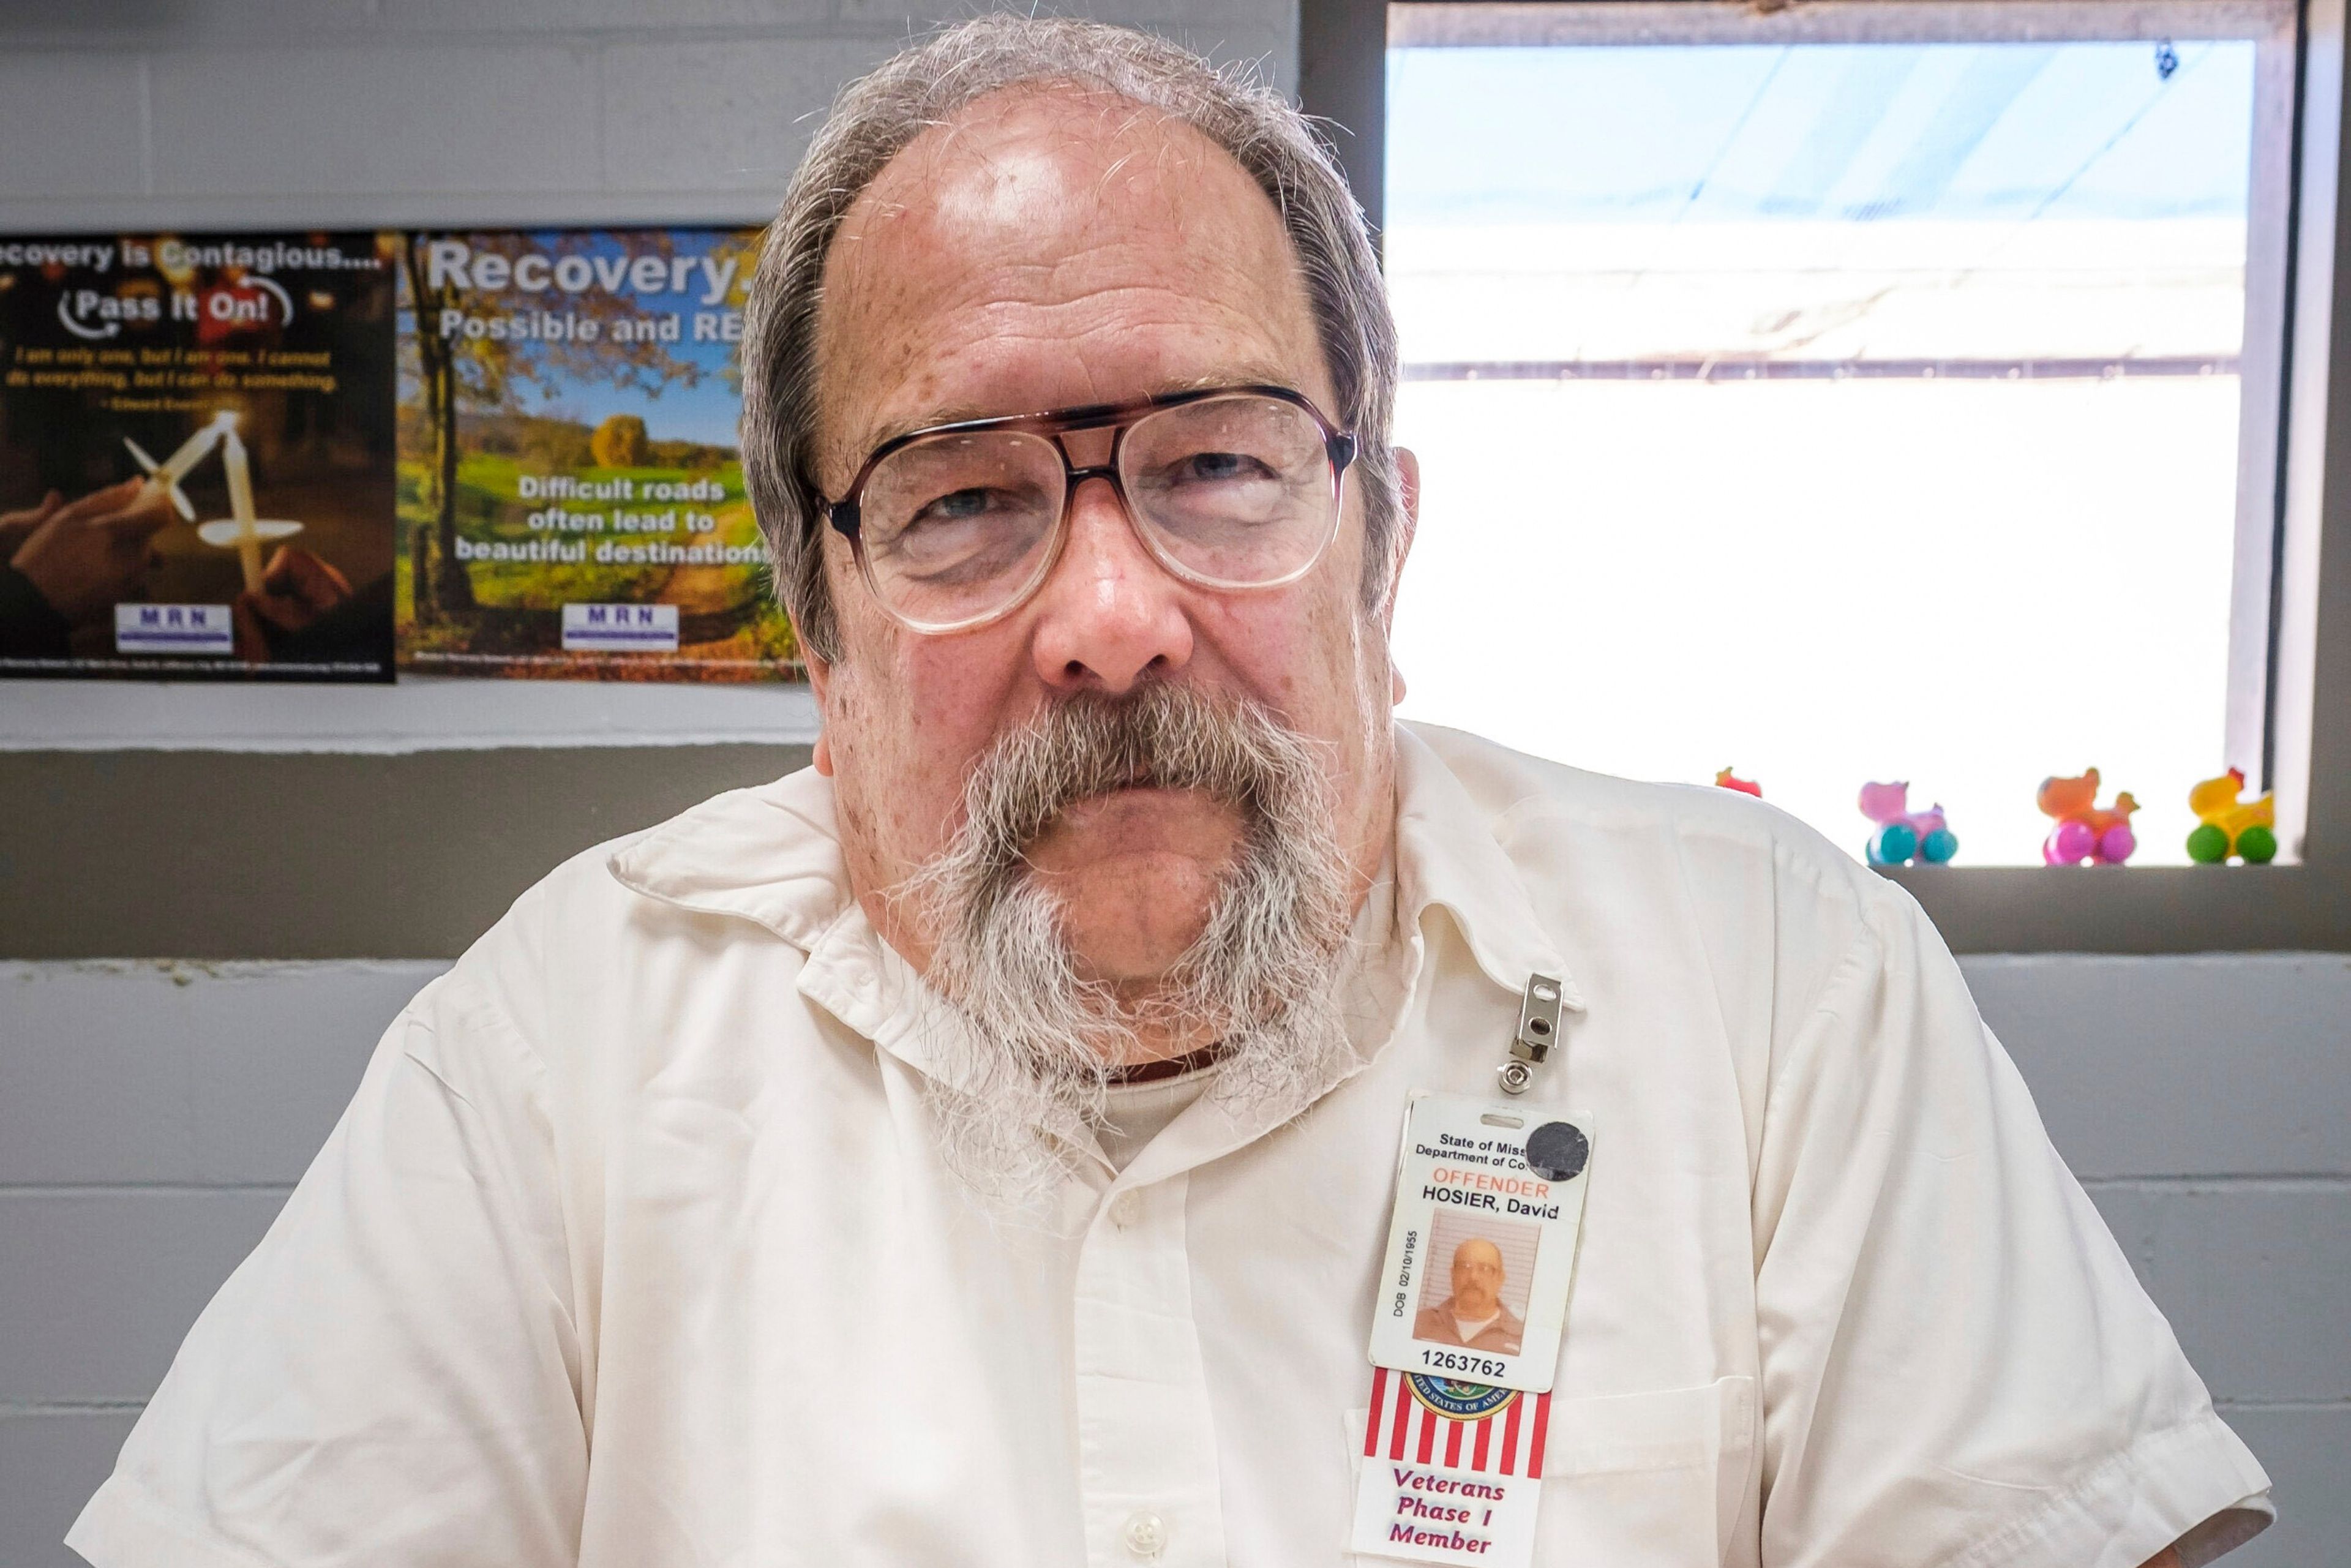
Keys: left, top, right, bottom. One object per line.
{"left": 1122, "top": 1510, "right": 1167, "bottom": 1559}
{"left": 1109, "top": 1191, "right": 1144, "bottom": 1228}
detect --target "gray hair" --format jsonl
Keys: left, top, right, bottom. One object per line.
{"left": 741, "top": 14, "right": 1401, "bottom": 664}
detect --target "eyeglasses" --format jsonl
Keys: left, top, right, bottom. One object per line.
{"left": 825, "top": 384, "right": 1358, "bottom": 635}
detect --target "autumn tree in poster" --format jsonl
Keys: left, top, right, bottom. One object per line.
{"left": 396, "top": 228, "right": 798, "bottom": 680}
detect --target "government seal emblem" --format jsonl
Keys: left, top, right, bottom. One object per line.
{"left": 1404, "top": 1375, "right": 1521, "bottom": 1420}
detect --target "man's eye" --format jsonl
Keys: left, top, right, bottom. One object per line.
{"left": 911, "top": 487, "right": 1000, "bottom": 524}
{"left": 877, "top": 486, "right": 1049, "bottom": 587}
{"left": 1169, "top": 450, "right": 1274, "bottom": 484}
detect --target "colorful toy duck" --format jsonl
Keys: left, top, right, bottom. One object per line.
{"left": 2186, "top": 769, "right": 2277, "bottom": 863}
{"left": 1858, "top": 781, "right": 1957, "bottom": 865}
{"left": 2039, "top": 768, "right": 2139, "bottom": 865}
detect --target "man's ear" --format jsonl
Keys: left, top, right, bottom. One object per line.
{"left": 1384, "top": 447, "right": 1421, "bottom": 632}
{"left": 804, "top": 645, "right": 835, "bottom": 776}
{"left": 804, "top": 525, "right": 859, "bottom": 778}
{"left": 1383, "top": 447, "right": 1422, "bottom": 706}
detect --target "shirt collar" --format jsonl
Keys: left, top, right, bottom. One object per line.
{"left": 603, "top": 720, "right": 1584, "bottom": 1018}
{"left": 1392, "top": 724, "right": 1585, "bottom": 1013}
{"left": 604, "top": 765, "right": 851, "bottom": 952}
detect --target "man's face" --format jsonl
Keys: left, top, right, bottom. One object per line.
{"left": 808, "top": 87, "right": 1410, "bottom": 1001}
{"left": 1452, "top": 1239, "right": 1505, "bottom": 1318}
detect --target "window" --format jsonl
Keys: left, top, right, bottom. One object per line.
{"left": 1382, "top": 1, "right": 2313, "bottom": 866}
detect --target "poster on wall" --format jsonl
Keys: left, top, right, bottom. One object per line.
{"left": 396, "top": 228, "right": 798, "bottom": 680}
{"left": 0, "top": 231, "right": 399, "bottom": 680}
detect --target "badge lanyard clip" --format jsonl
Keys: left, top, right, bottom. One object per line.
{"left": 1496, "top": 973, "right": 1565, "bottom": 1097}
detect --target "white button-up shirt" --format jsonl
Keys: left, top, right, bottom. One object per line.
{"left": 72, "top": 724, "right": 2271, "bottom": 1568}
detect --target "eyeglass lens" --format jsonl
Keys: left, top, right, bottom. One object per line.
{"left": 853, "top": 393, "right": 1339, "bottom": 629}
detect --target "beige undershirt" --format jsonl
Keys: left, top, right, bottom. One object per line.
{"left": 1094, "top": 858, "right": 1403, "bottom": 1172}
{"left": 1098, "top": 1070, "right": 1218, "bottom": 1171}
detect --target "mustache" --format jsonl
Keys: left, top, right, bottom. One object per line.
{"left": 951, "top": 683, "right": 1321, "bottom": 867}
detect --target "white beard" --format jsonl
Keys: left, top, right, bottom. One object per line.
{"left": 899, "top": 683, "right": 1359, "bottom": 1212}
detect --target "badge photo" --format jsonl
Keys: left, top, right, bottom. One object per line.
{"left": 1368, "top": 1095, "right": 1592, "bottom": 1394}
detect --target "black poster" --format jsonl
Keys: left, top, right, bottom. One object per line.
{"left": 0, "top": 231, "right": 398, "bottom": 680}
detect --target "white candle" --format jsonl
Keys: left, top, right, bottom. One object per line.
{"left": 127, "top": 411, "right": 234, "bottom": 521}
{"left": 221, "top": 428, "right": 263, "bottom": 594}
{"left": 162, "top": 411, "right": 234, "bottom": 485}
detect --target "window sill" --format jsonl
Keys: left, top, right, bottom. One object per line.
{"left": 1880, "top": 863, "right": 2351, "bottom": 952}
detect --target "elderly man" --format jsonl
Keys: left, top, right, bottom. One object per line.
{"left": 1414, "top": 1239, "right": 1524, "bottom": 1356}
{"left": 72, "top": 17, "right": 2267, "bottom": 1568}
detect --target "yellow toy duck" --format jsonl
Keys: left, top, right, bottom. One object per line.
{"left": 2186, "top": 768, "right": 2277, "bottom": 864}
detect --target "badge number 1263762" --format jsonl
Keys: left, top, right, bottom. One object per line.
{"left": 1366, "top": 1094, "right": 1593, "bottom": 1394}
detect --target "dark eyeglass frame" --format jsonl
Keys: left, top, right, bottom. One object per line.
{"left": 823, "top": 383, "right": 1359, "bottom": 632}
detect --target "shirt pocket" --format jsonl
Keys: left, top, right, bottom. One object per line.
{"left": 1533, "top": 1375, "right": 1757, "bottom": 1567}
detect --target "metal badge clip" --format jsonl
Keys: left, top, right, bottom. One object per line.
{"left": 1497, "top": 973, "right": 1565, "bottom": 1096}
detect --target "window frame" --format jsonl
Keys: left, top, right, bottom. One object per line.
{"left": 1303, "top": 0, "right": 2351, "bottom": 950}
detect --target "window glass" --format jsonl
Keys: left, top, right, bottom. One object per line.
{"left": 1387, "top": 30, "right": 2270, "bottom": 863}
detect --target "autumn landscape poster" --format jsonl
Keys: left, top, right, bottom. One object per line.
{"left": 395, "top": 227, "right": 799, "bottom": 680}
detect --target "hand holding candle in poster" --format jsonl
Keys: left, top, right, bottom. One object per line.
{"left": 231, "top": 545, "right": 356, "bottom": 662}
{"left": 2, "top": 479, "right": 174, "bottom": 631}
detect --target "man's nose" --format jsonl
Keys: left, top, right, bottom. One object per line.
{"left": 1027, "top": 474, "right": 1194, "bottom": 694}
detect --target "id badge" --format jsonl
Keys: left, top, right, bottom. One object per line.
{"left": 1367, "top": 1095, "right": 1593, "bottom": 1394}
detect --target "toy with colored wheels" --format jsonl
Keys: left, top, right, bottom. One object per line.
{"left": 2038, "top": 769, "right": 2139, "bottom": 866}
{"left": 1858, "top": 782, "right": 1958, "bottom": 866}
{"left": 2186, "top": 770, "right": 2278, "bottom": 864}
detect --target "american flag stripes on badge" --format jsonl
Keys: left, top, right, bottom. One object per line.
{"left": 1349, "top": 1370, "right": 1551, "bottom": 1566}
{"left": 1365, "top": 1367, "right": 1551, "bottom": 1477}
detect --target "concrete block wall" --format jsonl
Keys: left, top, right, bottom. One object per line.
{"left": 4, "top": 956, "right": 2345, "bottom": 1566}
{"left": 0, "top": 0, "right": 1296, "bottom": 234}
{"left": 1967, "top": 956, "right": 2351, "bottom": 1568}
{"left": 1, "top": 961, "right": 437, "bottom": 1567}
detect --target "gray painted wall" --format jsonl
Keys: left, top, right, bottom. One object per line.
{"left": 4, "top": 955, "right": 2345, "bottom": 1566}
